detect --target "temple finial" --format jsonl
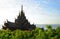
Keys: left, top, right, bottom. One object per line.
{"left": 5, "top": 19, "right": 8, "bottom": 23}
{"left": 21, "top": 5, "right": 23, "bottom": 11}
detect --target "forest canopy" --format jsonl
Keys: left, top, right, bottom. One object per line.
{"left": 0, "top": 25, "right": 60, "bottom": 39}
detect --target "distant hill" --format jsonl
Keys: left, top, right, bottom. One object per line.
{"left": 36, "top": 24, "right": 60, "bottom": 29}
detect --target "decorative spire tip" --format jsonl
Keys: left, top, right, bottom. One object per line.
{"left": 21, "top": 5, "right": 23, "bottom": 11}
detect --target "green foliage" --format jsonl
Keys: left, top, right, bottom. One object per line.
{"left": 0, "top": 25, "right": 60, "bottom": 39}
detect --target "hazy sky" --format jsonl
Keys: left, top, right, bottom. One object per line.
{"left": 0, "top": 0, "right": 60, "bottom": 26}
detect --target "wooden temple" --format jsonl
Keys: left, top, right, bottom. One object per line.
{"left": 2, "top": 5, "right": 36, "bottom": 31}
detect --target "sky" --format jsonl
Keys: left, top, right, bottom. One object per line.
{"left": 0, "top": 0, "right": 60, "bottom": 28}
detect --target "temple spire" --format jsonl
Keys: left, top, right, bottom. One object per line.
{"left": 21, "top": 5, "right": 23, "bottom": 11}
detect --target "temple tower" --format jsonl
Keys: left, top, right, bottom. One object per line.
{"left": 2, "top": 5, "right": 36, "bottom": 31}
